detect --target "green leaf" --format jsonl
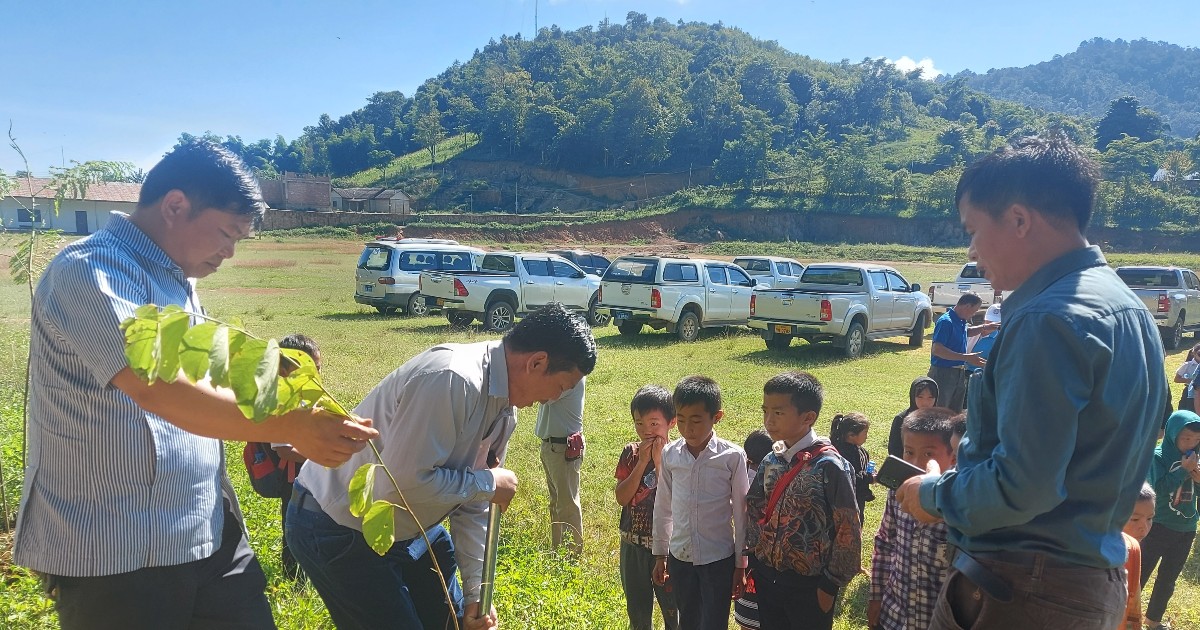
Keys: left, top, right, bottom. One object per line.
{"left": 228, "top": 338, "right": 280, "bottom": 421}
{"left": 156, "top": 307, "right": 191, "bottom": 383}
{"left": 280, "top": 347, "right": 318, "bottom": 376}
{"left": 316, "top": 394, "right": 350, "bottom": 417}
{"left": 362, "top": 500, "right": 397, "bottom": 556}
{"left": 121, "top": 304, "right": 166, "bottom": 382}
{"left": 179, "top": 321, "right": 217, "bottom": 382}
{"left": 208, "top": 326, "right": 248, "bottom": 389}
{"left": 348, "top": 463, "right": 378, "bottom": 518}
{"left": 274, "top": 366, "right": 324, "bottom": 416}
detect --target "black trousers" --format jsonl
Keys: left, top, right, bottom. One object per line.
{"left": 49, "top": 506, "right": 274, "bottom": 630}
{"left": 749, "top": 558, "right": 835, "bottom": 630}
{"left": 1140, "top": 522, "right": 1197, "bottom": 622}
{"left": 668, "top": 554, "right": 735, "bottom": 630}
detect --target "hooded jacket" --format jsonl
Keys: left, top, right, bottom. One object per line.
{"left": 888, "top": 376, "right": 939, "bottom": 458}
{"left": 1150, "top": 410, "right": 1200, "bottom": 532}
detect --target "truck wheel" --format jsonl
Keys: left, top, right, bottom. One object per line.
{"left": 843, "top": 321, "right": 866, "bottom": 359}
{"left": 484, "top": 301, "right": 516, "bottom": 332}
{"left": 617, "top": 321, "right": 642, "bottom": 336}
{"left": 909, "top": 312, "right": 927, "bottom": 347}
{"left": 765, "top": 334, "right": 793, "bottom": 351}
{"left": 446, "top": 310, "right": 474, "bottom": 327}
{"left": 587, "top": 295, "right": 610, "bottom": 327}
{"left": 1166, "top": 315, "right": 1185, "bottom": 350}
{"left": 406, "top": 293, "right": 430, "bottom": 317}
{"left": 375, "top": 306, "right": 397, "bottom": 315}
{"left": 677, "top": 311, "right": 701, "bottom": 342}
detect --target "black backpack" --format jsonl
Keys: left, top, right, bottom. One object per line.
{"left": 242, "top": 442, "right": 296, "bottom": 499}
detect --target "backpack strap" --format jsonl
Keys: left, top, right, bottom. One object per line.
{"left": 759, "top": 443, "right": 841, "bottom": 525}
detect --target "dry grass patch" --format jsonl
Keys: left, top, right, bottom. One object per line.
{"left": 231, "top": 259, "right": 298, "bottom": 269}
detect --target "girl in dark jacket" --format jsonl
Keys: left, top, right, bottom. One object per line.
{"left": 887, "top": 376, "right": 938, "bottom": 458}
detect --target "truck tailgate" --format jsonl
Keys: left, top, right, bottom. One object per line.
{"left": 599, "top": 281, "right": 657, "bottom": 312}
{"left": 753, "top": 289, "right": 826, "bottom": 322}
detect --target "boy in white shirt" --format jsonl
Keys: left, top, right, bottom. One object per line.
{"left": 652, "top": 375, "right": 750, "bottom": 630}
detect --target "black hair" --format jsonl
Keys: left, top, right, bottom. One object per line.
{"left": 743, "top": 429, "right": 773, "bottom": 466}
{"left": 950, "top": 412, "right": 967, "bottom": 438}
{"left": 830, "top": 412, "right": 870, "bottom": 443}
{"left": 906, "top": 376, "right": 939, "bottom": 413}
{"left": 140, "top": 140, "right": 267, "bottom": 220}
{"left": 901, "top": 406, "right": 958, "bottom": 450}
{"left": 280, "top": 333, "right": 320, "bottom": 360}
{"left": 763, "top": 370, "right": 823, "bottom": 416}
{"left": 631, "top": 384, "right": 675, "bottom": 421}
{"left": 503, "top": 302, "right": 597, "bottom": 375}
{"left": 673, "top": 375, "right": 722, "bottom": 416}
{"left": 1138, "top": 481, "right": 1157, "bottom": 504}
{"left": 955, "top": 134, "right": 1100, "bottom": 230}
{"left": 956, "top": 293, "right": 983, "bottom": 308}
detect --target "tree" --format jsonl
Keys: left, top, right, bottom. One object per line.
{"left": 1095, "top": 96, "right": 1166, "bottom": 150}
{"left": 414, "top": 108, "right": 446, "bottom": 164}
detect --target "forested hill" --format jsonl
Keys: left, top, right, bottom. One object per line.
{"left": 203, "top": 12, "right": 1065, "bottom": 182}
{"left": 956, "top": 38, "right": 1200, "bottom": 138}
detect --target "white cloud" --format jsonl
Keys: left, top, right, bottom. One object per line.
{"left": 888, "top": 56, "right": 944, "bottom": 79}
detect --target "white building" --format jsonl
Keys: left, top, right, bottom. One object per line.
{"left": 1, "top": 177, "right": 140, "bottom": 234}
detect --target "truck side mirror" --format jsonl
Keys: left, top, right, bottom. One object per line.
{"left": 750, "top": 278, "right": 758, "bottom": 287}
{"left": 911, "top": 283, "right": 922, "bottom": 293}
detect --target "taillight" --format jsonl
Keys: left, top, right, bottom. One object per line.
{"left": 750, "top": 294, "right": 756, "bottom": 316}
{"left": 379, "top": 276, "right": 396, "bottom": 285}
{"left": 993, "top": 289, "right": 1002, "bottom": 304}
{"left": 651, "top": 288, "right": 661, "bottom": 309}
{"left": 929, "top": 286, "right": 935, "bottom": 301}
{"left": 598, "top": 286, "right": 603, "bottom": 302}
{"left": 454, "top": 278, "right": 469, "bottom": 297}
{"left": 820, "top": 299, "right": 832, "bottom": 322}
{"left": 419, "top": 276, "right": 423, "bottom": 292}
{"left": 1158, "top": 294, "right": 1170, "bottom": 313}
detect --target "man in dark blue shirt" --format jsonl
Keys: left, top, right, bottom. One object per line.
{"left": 928, "top": 294, "right": 996, "bottom": 412}
{"left": 897, "top": 135, "right": 1166, "bottom": 629}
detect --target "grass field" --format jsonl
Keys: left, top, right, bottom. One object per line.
{"left": 2, "top": 234, "right": 1199, "bottom": 629}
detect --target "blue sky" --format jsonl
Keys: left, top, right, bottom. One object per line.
{"left": 4, "top": 0, "right": 1197, "bottom": 174}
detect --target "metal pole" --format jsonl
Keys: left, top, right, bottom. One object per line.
{"left": 477, "top": 504, "right": 502, "bottom": 617}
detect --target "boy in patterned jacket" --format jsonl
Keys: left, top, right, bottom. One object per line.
{"left": 746, "top": 371, "right": 861, "bottom": 630}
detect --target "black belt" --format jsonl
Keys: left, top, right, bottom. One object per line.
{"left": 542, "top": 436, "right": 568, "bottom": 444}
{"left": 290, "top": 483, "right": 324, "bottom": 513}
{"left": 953, "top": 551, "right": 1014, "bottom": 603}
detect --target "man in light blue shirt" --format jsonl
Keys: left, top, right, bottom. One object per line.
{"left": 535, "top": 375, "right": 587, "bottom": 555}
{"left": 897, "top": 136, "right": 1166, "bottom": 629}
{"left": 14, "top": 141, "right": 377, "bottom": 630}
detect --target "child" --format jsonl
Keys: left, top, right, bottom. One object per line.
{"left": 746, "top": 371, "right": 860, "bottom": 630}
{"left": 652, "top": 376, "right": 749, "bottom": 630}
{"left": 735, "top": 429, "right": 774, "bottom": 630}
{"left": 1121, "top": 483, "right": 1155, "bottom": 630}
{"left": 949, "top": 411, "right": 967, "bottom": 454}
{"left": 1140, "top": 410, "right": 1200, "bottom": 630}
{"left": 1174, "top": 343, "right": 1200, "bottom": 412}
{"left": 830, "top": 412, "right": 875, "bottom": 523}
{"left": 615, "top": 385, "right": 680, "bottom": 630}
{"left": 273, "top": 333, "right": 321, "bottom": 580}
{"left": 868, "top": 407, "right": 957, "bottom": 630}
{"left": 887, "top": 376, "right": 938, "bottom": 457}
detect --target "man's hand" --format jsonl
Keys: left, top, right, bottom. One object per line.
{"left": 463, "top": 602, "right": 497, "bottom": 630}
{"left": 896, "top": 460, "right": 944, "bottom": 524}
{"left": 817, "top": 588, "right": 835, "bottom": 613}
{"left": 285, "top": 409, "right": 377, "bottom": 468}
{"left": 867, "top": 599, "right": 881, "bottom": 628}
{"left": 490, "top": 468, "right": 519, "bottom": 510}
{"left": 965, "top": 352, "right": 986, "bottom": 368}
{"left": 652, "top": 556, "right": 669, "bottom": 586}
{"left": 731, "top": 567, "right": 746, "bottom": 600}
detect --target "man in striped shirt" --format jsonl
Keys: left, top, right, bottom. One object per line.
{"left": 13, "top": 140, "right": 378, "bottom": 629}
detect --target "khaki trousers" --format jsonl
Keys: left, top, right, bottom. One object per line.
{"left": 540, "top": 440, "right": 583, "bottom": 554}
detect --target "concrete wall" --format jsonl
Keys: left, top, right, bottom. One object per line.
{"left": 0, "top": 198, "right": 133, "bottom": 233}
{"left": 259, "top": 172, "right": 332, "bottom": 211}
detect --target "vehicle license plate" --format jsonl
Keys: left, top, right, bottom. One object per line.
{"left": 774, "top": 324, "right": 793, "bottom": 334}
{"left": 363, "top": 283, "right": 374, "bottom": 292}
{"left": 436, "top": 298, "right": 446, "bottom": 306}
{"left": 613, "top": 309, "right": 632, "bottom": 320}
{"left": 424, "top": 296, "right": 440, "bottom": 307}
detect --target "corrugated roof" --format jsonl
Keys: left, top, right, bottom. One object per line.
{"left": 5, "top": 177, "right": 141, "bottom": 203}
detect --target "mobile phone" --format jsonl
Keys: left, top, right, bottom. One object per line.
{"left": 876, "top": 455, "right": 928, "bottom": 490}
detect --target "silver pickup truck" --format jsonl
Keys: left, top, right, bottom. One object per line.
{"left": 1116, "top": 265, "right": 1200, "bottom": 350}
{"left": 927, "top": 262, "right": 1010, "bottom": 316}
{"left": 748, "top": 263, "right": 932, "bottom": 359}
{"left": 420, "top": 252, "right": 604, "bottom": 331}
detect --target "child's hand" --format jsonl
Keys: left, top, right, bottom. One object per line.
{"left": 652, "top": 556, "right": 669, "bottom": 586}
{"left": 1184, "top": 450, "right": 1199, "bottom": 473}
{"left": 636, "top": 438, "right": 654, "bottom": 465}
{"left": 731, "top": 567, "right": 746, "bottom": 599}
{"left": 867, "top": 599, "right": 881, "bottom": 628}
{"left": 817, "top": 588, "right": 835, "bottom": 614}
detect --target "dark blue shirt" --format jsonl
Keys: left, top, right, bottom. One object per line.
{"left": 919, "top": 246, "right": 1166, "bottom": 569}
{"left": 929, "top": 308, "right": 968, "bottom": 368}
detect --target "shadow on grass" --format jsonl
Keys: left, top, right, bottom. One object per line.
{"left": 315, "top": 311, "right": 392, "bottom": 321}
{"left": 1175, "top": 530, "right": 1200, "bottom": 583}
{"left": 839, "top": 574, "right": 871, "bottom": 625}
{"left": 595, "top": 325, "right": 760, "bottom": 348}
{"left": 736, "top": 339, "right": 914, "bottom": 369}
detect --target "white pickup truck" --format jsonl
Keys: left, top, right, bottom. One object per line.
{"left": 419, "top": 252, "right": 604, "bottom": 332}
{"left": 595, "top": 255, "right": 757, "bottom": 342}
{"left": 927, "top": 262, "right": 1010, "bottom": 315}
{"left": 1116, "top": 265, "right": 1200, "bottom": 350}
{"left": 748, "top": 263, "right": 932, "bottom": 359}
{"left": 732, "top": 255, "right": 806, "bottom": 290}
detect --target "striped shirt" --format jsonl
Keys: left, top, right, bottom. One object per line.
{"left": 14, "top": 212, "right": 227, "bottom": 577}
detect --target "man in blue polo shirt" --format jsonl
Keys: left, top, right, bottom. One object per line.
{"left": 927, "top": 294, "right": 996, "bottom": 412}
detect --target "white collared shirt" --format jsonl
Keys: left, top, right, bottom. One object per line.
{"left": 652, "top": 432, "right": 749, "bottom": 568}
{"left": 774, "top": 428, "right": 818, "bottom": 461}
